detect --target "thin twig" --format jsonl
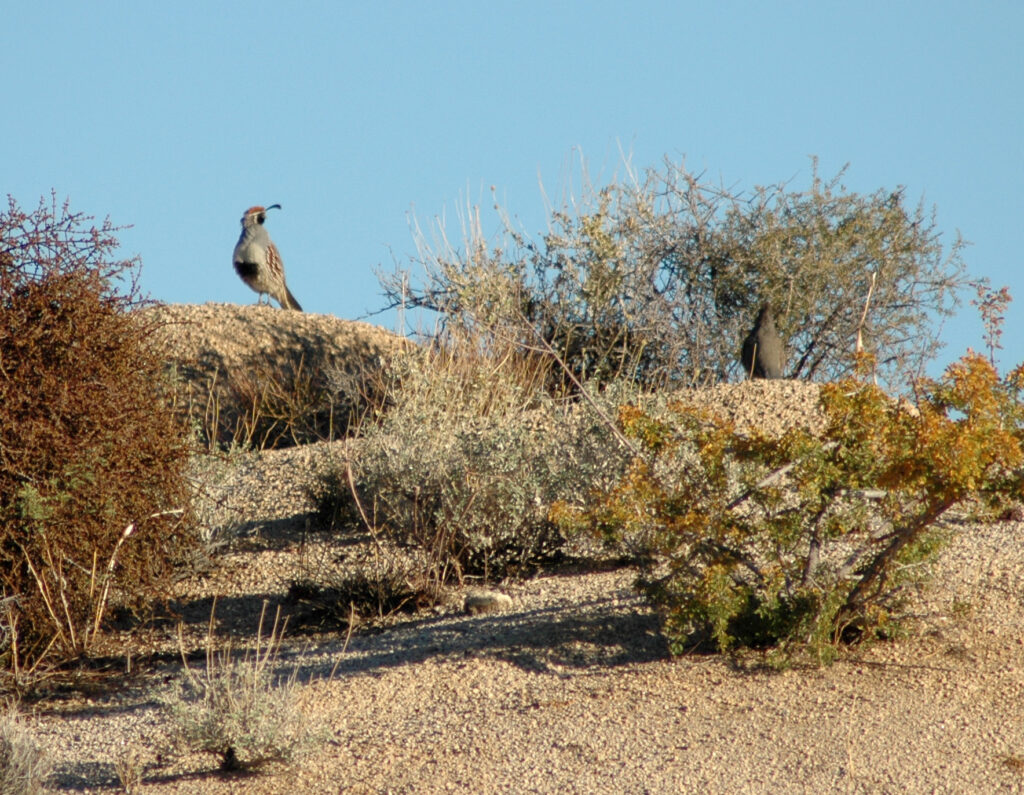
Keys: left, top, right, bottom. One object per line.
{"left": 510, "top": 308, "right": 643, "bottom": 458}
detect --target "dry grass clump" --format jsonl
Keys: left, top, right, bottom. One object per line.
{"left": 0, "top": 706, "right": 50, "bottom": 795}
{"left": 162, "top": 604, "right": 329, "bottom": 773}
{"left": 111, "top": 744, "right": 147, "bottom": 793}
{"left": 188, "top": 354, "right": 386, "bottom": 452}
{"left": 150, "top": 303, "right": 402, "bottom": 452}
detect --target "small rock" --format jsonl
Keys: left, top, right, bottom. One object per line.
{"left": 463, "top": 590, "right": 513, "bottom": 615}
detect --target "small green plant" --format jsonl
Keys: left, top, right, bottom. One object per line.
{"left": 0, "top": 706, "right": 50, "bottom": 795}
{"left": 557, "top": 352, "right": 1024, "bottom": 662}
{"left": 163, "top": 603, "right": 328, "bottom": 773}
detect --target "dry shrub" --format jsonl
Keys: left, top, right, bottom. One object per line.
{"left": 215, "top": 355, "right": 387, "bottom": 451}
{"left": 288, "top": 554, "right": 436, "bottom": 631}
{"left": 0, "top": 195, "right": 196, "bottom": 679}
{"left": 151, "top": 303, "right": 400, "bottom": 453}
{"left": 111, "top": 744, "right": 146, "bottom": 794}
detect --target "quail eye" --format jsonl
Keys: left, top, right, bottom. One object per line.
{"left": 257, "top": 213, "right": 265, "bottom": 224}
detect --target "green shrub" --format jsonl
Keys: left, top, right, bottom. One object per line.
{"left": 385, "top": 157, "right": 966, "bottom": 391}
{"left": 0, "top": 195, "right": 196, "bottom": 678}
{"left": 556, "top": 353, "right": 1024, "bottom": 663}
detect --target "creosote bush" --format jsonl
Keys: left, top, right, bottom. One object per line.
{"left": 0, "top": 195, "right": 196, "bottom": 679}
{"left": 385, "top": 156, "right": 966, "bottom": 391}
{"left": 555, "top": 353, "right": 1024, "bottom": 663}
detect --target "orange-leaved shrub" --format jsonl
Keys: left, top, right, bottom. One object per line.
{"left": 0, "top": 195, "right": 195, "bottom": 680}
{"left": 554, "top": 353, "right": 1024, "bottom": 663}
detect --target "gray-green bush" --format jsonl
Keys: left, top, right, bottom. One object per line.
{"left": 163, "top": 605, "right": 327, "bottom": 772}
{"left": 325, "top": 331, "right": 636, "bottom": 585}
{"left": 0, "top": 707, "right": 50, "bottom": 795}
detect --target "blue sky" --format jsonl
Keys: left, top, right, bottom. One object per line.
{"left": 4, "top": 2, "right": 1022, "bottom": 375}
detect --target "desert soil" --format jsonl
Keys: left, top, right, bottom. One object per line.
{"left": 21, "top": 305, "right": 1024, "bottom": 793}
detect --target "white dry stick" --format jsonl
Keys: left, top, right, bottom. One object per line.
{"left": 855, "top": 271, "right": 878, "bottom": 385}
{"left": 88, "top": 522, "right": 135, "bottom": 643}
{"left": 89, "top": 508, "right": 185, "bottom": 644}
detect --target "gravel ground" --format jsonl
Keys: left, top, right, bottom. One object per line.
{"left": 27, "top": 518, "right": 1024, "bottom": 793}
{"left": 26, "top": 437, "right": 1024, "bottom": 794}
{"left": 18, "top": 307, "right": 1024, "bottom": 793}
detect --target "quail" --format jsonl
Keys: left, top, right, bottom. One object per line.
{"left": 232, "top": 204, "right": 302, "bottom": 311}
{"left": 741, "top": 303, "right": 785, "bottom": 378}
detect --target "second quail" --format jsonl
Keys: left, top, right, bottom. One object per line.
{"left": 741, "top": 303, "right": 785, "bottom": 379}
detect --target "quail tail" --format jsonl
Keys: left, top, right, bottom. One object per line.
{"left": 282, "top": 287, "right": 302, "bottom": 312}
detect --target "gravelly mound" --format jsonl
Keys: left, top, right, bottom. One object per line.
{"left": 146, "top": 302, "right": 407, "bottom": 374}
{"left": 669, "top": 379, "right": 826, "bottom": 438}
{"left": 144, "top": 302, "right": 409, "bottom": 445}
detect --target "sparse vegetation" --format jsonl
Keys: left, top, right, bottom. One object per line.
{"left": 156, "top": 304, "right": 398, "bottom": 454}
{"left": 288, "top": 548, "right": 438, "bottom": 630}
{"left": 2, "top": 160, "right": 1015, "bottom": 787}
{"left": 0, "top": 195, "right": 196, "bottom": 681}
